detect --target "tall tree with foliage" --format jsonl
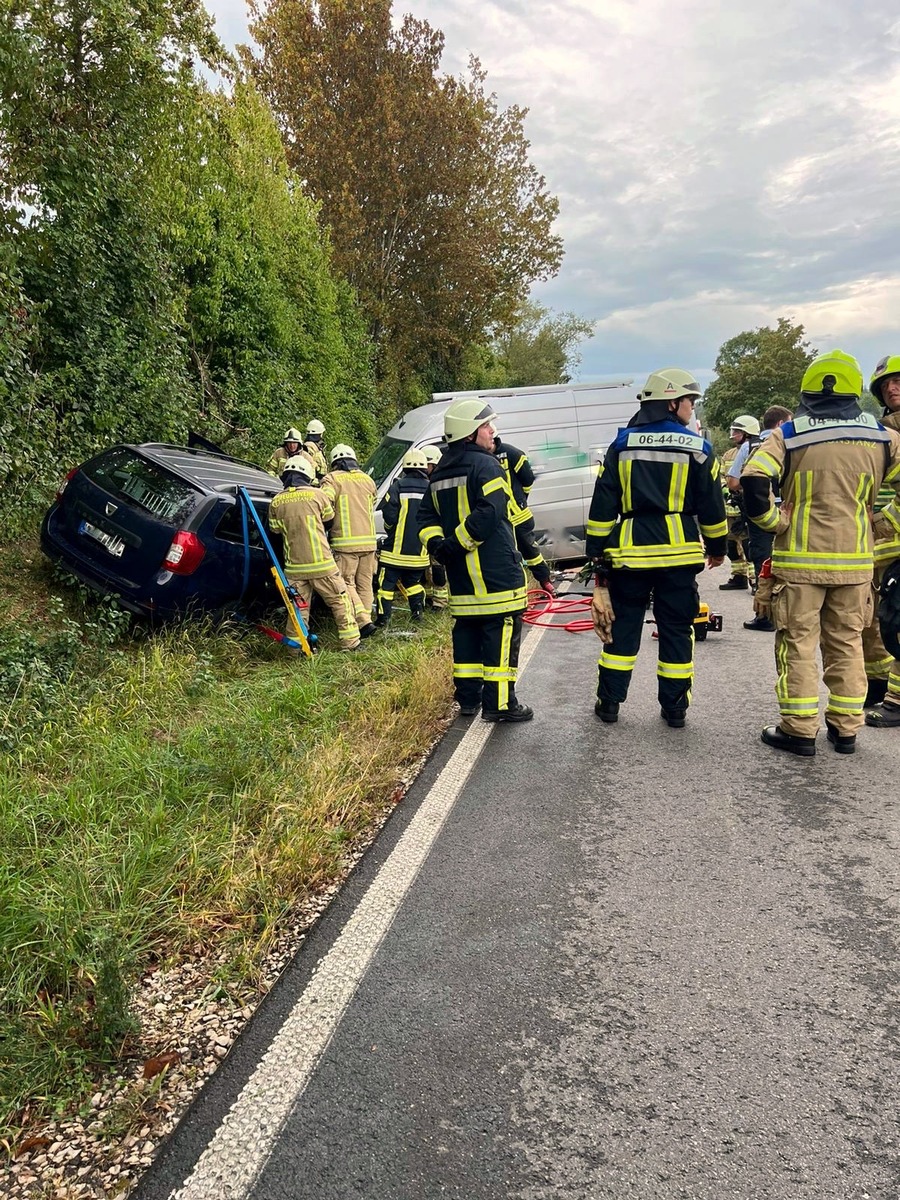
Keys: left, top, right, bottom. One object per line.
{"left": 493, "top": 301, "right": 594, "bottom": 387}
{"left": 245, "top": 0, "right": 563, "bottom": 394}
{"left": 701, "top": 318, "right": 816, "bottom": 429}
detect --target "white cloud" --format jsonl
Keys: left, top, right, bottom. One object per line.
{"left": 204, "top": 0, "right": 900, "bottom": 382}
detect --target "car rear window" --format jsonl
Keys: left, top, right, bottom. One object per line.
{"left": 83, "top": 448, "right": 199, "bottom": 527}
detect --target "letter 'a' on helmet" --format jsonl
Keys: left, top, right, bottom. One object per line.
{"left": 306, "top": 419, "right": 326, "bottom": 436}
{"left": 284, "top": 427, "right": 303, "bottom": 443}
{"left": 443, "top": 398, "right": 497, "bottom": 442}
{"left": 282, "top": 454, "right": 315, "bottom": 482}
{"left": 329, "top": 443, "right": 356, "bottom": 464}
{"left": 402, "top": 448, "right": 429, "bottom": 470}
{"left": 870, "top": 354, "right": 900, "bottom": 403}
{"left": 639, "top": 367, "right": 702, "bottom": 403}
{"left": 730, "top": 414, "right": 761, "bottom": 436}
{"left": 800, "top": 349, "right": 862, "bottom": 399}
{"left": 421, "top": 444, "right": 442, "bottom": 465}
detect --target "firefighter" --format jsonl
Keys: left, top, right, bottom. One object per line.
{"left": 266, "top": 427, "right": 304, "bottom": 477}
{"left": 735, "top": 405, "right": 793, "bottom": 631}
{"left": 416, "top": 399, "right": 532, "bottom": 722}
{"left": 320, "top": 444, "right": 379, "bottom": 638}
{"left": 586, "top": 368, "right": 728, "bottom": 727}
{"left": 864, "top": 355, "right": 900, "bottom": 726}
{"left": 375, "top": 448, "right": 430, "bottom": 627}
{"left": 742, "top": 350, "right": 900, "bottom": 755}
{"left": 268, "top": 455, "right": 361, "bottom": 650}
{"left": 719, "top": 415, "right": 759, "bottom": 590}
{"left": 302, "top": 419, "right": 328, "bottom": 481}
{"left": 493, "top": 434, "right": 555, "bottom": 596}
{"left": 421, "top": 444, "right": 449, "bottom": 610}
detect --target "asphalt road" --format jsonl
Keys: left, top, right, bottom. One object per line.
{"left": 136, "top": 567, "right": 900, "bottom": 1200}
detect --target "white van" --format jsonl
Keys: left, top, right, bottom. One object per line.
{"left": 364, "top": 380, "right": 638, "bottom": 561}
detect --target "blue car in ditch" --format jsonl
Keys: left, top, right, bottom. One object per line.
{"left": 40, "top": 443, "right": 283, "bottom": 618}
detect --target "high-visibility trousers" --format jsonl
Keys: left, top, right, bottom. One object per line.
{"left": 452, "top": 613, "right": 523, "bottom": 715}
{"left": 770, "top": 578, "right": 871, "bottom": 737}
{"left": 597, "top": 566, "right": 699, "bottom": 711}
{"left": 862, "top": 565, "right": 900, "bottom": 706}
{"left": 377, "top": 565, "right": 425, "bottom": 623}
{"left": 287, "top": 569, "right": 359, "bottom": 648}
{"left": 333, "top": 549, "right": 377, "bottom": 627}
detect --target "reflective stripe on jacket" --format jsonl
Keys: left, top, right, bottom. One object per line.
{"left": 268, "top": 486, "right": 337, "bottom": 577}
{"left": 416, "top": 441, "right": 526, "bottom": 618}
{"left": 379, "top": 471, "right": 430, "bottom": 568}
{"left": 320, "top": 469, "right": 377, "bottom": 551}
{"left": 743, "top": 413, "right": 900, "bottom": 584}
{"left": 495, "top": 439, "right": 535, "bottom": 527}
{"left": 585, "top": 422, "right": 728, "bottom": 569}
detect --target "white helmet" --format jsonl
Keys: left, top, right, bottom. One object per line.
{"left": 306, "top": 419, "right": 325, "bottom": 437}
{"left": 330, "top": 443, "right": 356, "bottom": 464}
{"left": 402, "top": 448, "right": 429, "bottom": 470}
{"left": 443, "top": 398, "right": 497, "bottom": 442}
{"left": 284, "top": 427, "right": 303, "bottom": 443}
{"left": 282, "top": 454, "right": 315, "bottom": 482}
{"left": 639, "top": 368, "right": 702, "bottom": 404}
{"left": 730, "top": 414, "right": 760, "bottom": 436}
{"left": 421, "top": 444, "right": 442, "bottom": 465}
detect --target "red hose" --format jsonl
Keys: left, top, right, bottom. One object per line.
{"left": 523, "top": 588, "right": 595, "bottom": 633}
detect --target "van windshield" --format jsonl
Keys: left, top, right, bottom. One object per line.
{"left": 363, "top": 435, "right": 411, "bottom": 486}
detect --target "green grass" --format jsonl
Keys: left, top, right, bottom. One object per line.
{"left": 0, "top": 539, "right": 452, "bottom": 1145}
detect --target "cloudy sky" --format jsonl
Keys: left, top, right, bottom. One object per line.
{"left": 205, "top": 0, "right": 900, "bottom": 389}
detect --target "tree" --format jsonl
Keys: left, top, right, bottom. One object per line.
{"left": 245, "top": 0, "right": 563, "bottom": 393}
{"left": 490, "top": 301, "right": 594, "bottom": 387}
{"left": 701, "top": 318, "right": 816, "bottom": 430}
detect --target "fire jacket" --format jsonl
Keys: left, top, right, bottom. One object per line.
{"left": 379, "top": 470, "right": 430, "bottom": 568}
{"left": 873, "top": 412, "right": 900, "bottom": 568}
{"left": 416, "top": 441, "right": 527, "bottom": 618}
{"left": 742, "top": 412, "right": 900, "bottom": 584}
{"left": 495, "top": 440, "right": 536, "bottom": 527}
{"left": 320, "top": 468, "right": 377, "bottom": 552}
{"left": 585, "top": 419, "right": 728, "bottom": 568}
{"left": 268, "top": 485, "right": 337, "bottom": 578}
{"left": 302, "top": 439, "right": 328, "bottom": 481}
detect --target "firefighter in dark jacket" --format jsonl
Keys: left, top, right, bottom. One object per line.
{"left": 417, "top": 399, "right": 532, "bottom": 722}
{"left": 375, "top": 448, "right": 430, "bottom": 627}
{"left": 587, "top": 368, "right": 728, "bottom": 727}
{"left": 493, "top": 435, "right": 555, "bottom": 595}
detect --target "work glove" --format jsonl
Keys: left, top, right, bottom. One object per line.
{"left": 753, "top": 561, "right": 777, "bottom": 619}
{"left": 591, "top": 585, "right": 615, "bottom": 644}
{"left": 540, "top": 579, "right": 556, "bottom": 597}
{"left": 431, "top": 537, "right": 462, "bottom": 567}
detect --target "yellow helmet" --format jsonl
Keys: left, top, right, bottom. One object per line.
{"left": 639, "top": 368, "right": 701, "bottom": 403}
{"left": 421, "top": 444, "right": 442, "bottom": 465}
{"left": 443, "top": 398, "right": 497, "bottom": 442}
{"left": 402, "top": 448, "right": 429, "bottom": 470}
{"left": 870, "top": 355, "right": 900, "bottom": 403}
{"left": 800, "top": 350, "right": 862, "bottom": 399}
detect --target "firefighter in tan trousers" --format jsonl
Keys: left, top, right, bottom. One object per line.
{"left": 742, "top": 350, "right": 900, "bottom": 756}
{"left": 863, "top": 355, "right": 900, "bottom": 726}
{"left": 268, "top": 455, "right": 361, "bottom": 650}
{"left": 320, "top": 444, "right": 379, "bottom": 639}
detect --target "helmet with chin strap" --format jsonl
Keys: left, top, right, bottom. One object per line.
{"left": 638, "top": 368, "right": 702, "bottom": 404}
{"left": 870, "top": 355, "right": 900, "bottom": 405}
{"left": 800, "top": 350, "right": 862, "bottom": 399}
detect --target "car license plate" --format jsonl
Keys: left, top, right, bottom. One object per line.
{"left": 79, "top": 520, "right": 125, "bottom": 557}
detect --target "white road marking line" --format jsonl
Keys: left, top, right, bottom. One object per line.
{"left": 171, "top": 614, "right": 554, "bottom": 1199}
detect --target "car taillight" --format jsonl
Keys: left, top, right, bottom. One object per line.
{"left": 162, "top": 531, "right": 206, "bottom": 575}
{"left": 56, "top": 468, "right": 78, "bottom": 501}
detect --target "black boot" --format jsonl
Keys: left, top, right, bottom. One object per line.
{"left": 825, "top": 722, "right": 856, "bottom": 754}
{"left": 864, "top": 678, "right": 888, "bottom": 707}
{"left": 594, "top": 699, "right": 619, "bottom": 724}
{"left": 719, "top": 575, "right": 749, "bottom": 590}
{"left": 865, "top": 702, "right": 900, "bottom": 728}
{"left": 760, "top": 725, "right": 816, "bottom": 756}
{"left": 661, "top": 708, "right": 686, "bottom": 728}
{"left": 482, "top": 702, "right": 534, "bottom": 723}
